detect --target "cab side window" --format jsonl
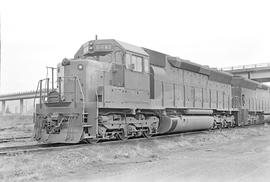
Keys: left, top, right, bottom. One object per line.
{"left": 134, "top": 56, "right": 142, "bottom": 72}
{"left": 131, "top": 55, "right": 143, "bottom": 72}
{"left": 131, "top": 55, "right": 137, "bottom": 70}
{"left": 125, "top": 54, "right": 132, "bottom": 69}
{"left": 125, "top": 53, "right": 146, "bottom": 72}
{"left": 144, "top": 58, "right": 149, "bottom": 73}
{"left": 115, "top": 51, "right": 123, "bottom": 65}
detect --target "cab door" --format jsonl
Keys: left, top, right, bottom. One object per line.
{"left": 112, "top": 51, "right": 124, "bottom": 87}
{"left": 124, "top": 53, "right": 150, "bottom": 106}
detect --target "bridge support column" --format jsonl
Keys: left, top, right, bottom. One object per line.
{"left": 1, "top": 101, "right": 6, "bottom": 115}
{"left": 20, "top": 99, "right": 24, "bottom": 114}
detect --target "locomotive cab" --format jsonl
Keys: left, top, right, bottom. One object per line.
{"left": 74, "top": 39, "right": 157, "bottom": 140}
{"left": 74, "top": 39, "right": 152, "bottom": 109}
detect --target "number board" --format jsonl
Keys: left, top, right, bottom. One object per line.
{"left": 95, "top": 44, "right": 112, "bottom": 51}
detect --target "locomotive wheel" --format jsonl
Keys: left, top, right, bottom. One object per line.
{"left": 82, "top": 138, "right": 100, "bottom": 144}
{"left": 116, "top": 129, "right": 127, "bottom": 141}
{"left": 90, "top": 139, "right": 100, "bottom": 144}
{"left": 142, "top": 128, "right": 153, "bottom": 138}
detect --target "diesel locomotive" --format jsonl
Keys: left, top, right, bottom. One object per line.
{"left": 33, "top": 39, "right": 270, "bottom": 143}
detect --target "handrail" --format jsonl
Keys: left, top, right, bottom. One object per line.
{"left": 34, "top": 76, "right": 86, "bottom": 115}
{"left": 75, "top": 76, "right": 86, "bottom": 114}
{"left": 33, "top": 80, "right": 41, "bottom": 120}
{"left": 33, "top": 79, "right": 47, "bottom": 109}
{"left": 95, "top": 89, "right": 99, "bottom": 134}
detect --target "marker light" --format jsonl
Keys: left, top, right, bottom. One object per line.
{"left": 77, "top": 64, "right": 83, "bottom": 70}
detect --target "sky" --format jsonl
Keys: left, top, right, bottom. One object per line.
{"left": 0, "top": 0, "right": 270, "bottom": 94}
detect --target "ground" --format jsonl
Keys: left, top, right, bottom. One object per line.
{"left": 1, "top": 116, "right": 270, "bottom": 182}
{"left": 0, "top": 115, "right": 33, "bottom": 139}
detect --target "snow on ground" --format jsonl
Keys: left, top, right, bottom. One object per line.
{"left": 1, "top": 117, "right": 270, "bottom": 182}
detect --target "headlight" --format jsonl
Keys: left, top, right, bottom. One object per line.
{"left": 77, "top": 64, "right": 83, "bottom": 70}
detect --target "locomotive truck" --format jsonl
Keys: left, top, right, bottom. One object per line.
{"left": 33, "top": 39, "right": 270, "bottom": 143}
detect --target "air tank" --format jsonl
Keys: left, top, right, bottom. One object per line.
{"left": 158, "top": 115, "right": 214, "bottom": 134}
{"left": 184, "top": 109, "right": 213, "bottom": 115}
{"left": 263, "top": 115, "right": 270, "bottom": 122}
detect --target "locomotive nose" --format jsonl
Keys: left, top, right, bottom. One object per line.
{"left": 34, "top": 110, "right": 84, "bottom": 143}
{"left": 56, "top": 59, "right": 87, "bottom": 103}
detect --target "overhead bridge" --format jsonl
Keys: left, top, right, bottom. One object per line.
{"left": 221, "top": 63, "right": 270, "bottom": 82}
{"left": 0, "top": 90, "right": 48, "bottom": 114}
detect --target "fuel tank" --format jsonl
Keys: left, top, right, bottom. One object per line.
{"left": 158, "top": 115, "right": 214, "bottom": 134}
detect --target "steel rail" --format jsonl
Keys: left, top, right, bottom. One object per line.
{"left": 0, "top": 123, "right": 265, "bottom": 156}
{"left": 0, "top": 130, "right": 210, "bottom": 156}
{"left": 0, "top": 136, "right": 32, "bottom": 143}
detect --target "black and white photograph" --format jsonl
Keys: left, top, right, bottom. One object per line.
{"left": 1, "top": 0, "right": 270, "bottom": 181}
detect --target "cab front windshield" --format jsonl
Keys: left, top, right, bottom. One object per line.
{"left": 89, "top": 51, "right": 123, "bottom": 65}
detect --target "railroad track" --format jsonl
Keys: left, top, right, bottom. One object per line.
{"left": 0, "top": 129, "right": 215, "bottom": 156}
{"left": 0, "top": 136, "right": 32, "bottom": 143}
{"left": 0, "top": 124, "right": 265, "bottom": 156}
{"left": 0, "top": 143, "right": 86, "bottom": 156}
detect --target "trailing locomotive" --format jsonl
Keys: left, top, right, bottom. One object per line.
{"left": 33, "top": 39, "right": 270, "bottom": 143}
